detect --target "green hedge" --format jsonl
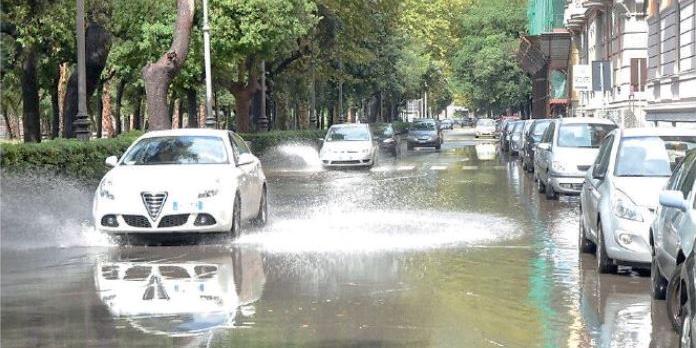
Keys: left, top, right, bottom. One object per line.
{"left": 0, "top": 129, "right": 327, "bottom": 181}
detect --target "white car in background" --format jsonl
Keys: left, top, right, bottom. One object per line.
{"left": 320, "top": 124, "right": 378, "bottom": 168}
{"left": 579, "top": 127, "right": 696, "bottom": 274}
{"left": 475, "top": 118, "right": 496, "bottom": 138}
{"left": 93, "top": 129, "right": 267, "bottom": 242}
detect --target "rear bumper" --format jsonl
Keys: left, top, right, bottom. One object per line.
{"left": 548, "top": 176, "right": 584, "bottom": 194}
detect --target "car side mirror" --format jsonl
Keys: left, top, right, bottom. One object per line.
{"left": 237, "top": 153, "right": 256, "bottom": 166}
{"left": 105, "top": 156, "right": 118, "bottom": 167}
{"left": 659, "top": 190, "right": 688, "bottom": 212}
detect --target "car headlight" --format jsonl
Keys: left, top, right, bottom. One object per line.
{"left": 382, "top": 138, "right": 395, "bottom": 144}
{"left": 99, "top": 179, "right": 115, "bottom": 200}
{"left": 613, "top": 190, "right": 643, "bottom": 222}
{"left": 198, "top": 189, "right": 219, "bottom": 199}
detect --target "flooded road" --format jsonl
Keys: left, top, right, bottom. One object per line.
{"left": 0, "top": 128, "right": 678, "bottom": 347}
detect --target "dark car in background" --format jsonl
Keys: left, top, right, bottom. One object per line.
{"left": 508, "top": 121, "right": 526, "bottom": 156}
{"left": 500, "top": 120, "right": 518, "bottom": 152}
{"left": 371, "top": 123, "right": 399, "bottom": 156}
{"left": 521, "top": 119, "right": 552, "bottom": 172}
{"left": 407, "top": 119, "right": 442, "bottom": 150}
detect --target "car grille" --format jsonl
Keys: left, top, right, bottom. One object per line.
{"left": 332, "top": 160, "right": 361, "bottom": 164}
{"left": 577, "top": 165, "right": 591, "bottom": 171}
{"left": 157, "top": 214, "right": 189, "bottom": 228}
{"left": 141, "top": 192, "right": 167, "bottom": 220}
{"left": 122, "top": 215, "right": 152, "bottom": 228}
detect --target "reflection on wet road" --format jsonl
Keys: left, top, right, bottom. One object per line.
{"left": 0, "top": 128, "right": 678, "bottom": 347}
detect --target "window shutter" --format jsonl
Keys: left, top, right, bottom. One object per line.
{"left": 630, "top": 58, "right": 639, "bottom": 91}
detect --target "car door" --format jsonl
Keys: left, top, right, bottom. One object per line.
{"left": 666, "top": 156, "right": 696, "bottom": 269}
{"left": 228, "top": 132, "right": 256, "bottom": 219}
{"left": 585, "top": 135, "right": 615, "bottom": 237}
{"left": 536, "top": 121, "right": 555, "bottom": 182}
{"left": 655, "top": 157, "right": 689, "bottom": 272}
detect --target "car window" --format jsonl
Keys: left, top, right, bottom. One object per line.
{"left": 593, "top": 135, "right": 614, "bottom": 177}
{"left": 227, "top": 132, "right": 240, "bottom": 164}
{"left": 678, "top": 154, "right": 696, "bottom": 198}
{"left": 121, "top": 136, "right": 228, "bottom": 165}
{"left": 327, "top": 126, "right": 371, "bottom": 141}
{"left": 542, "top": 122, "right": 555, "bottom": 143}
{"left": 615, "top": 136, "right": 696, "bottom": 177}
{"left": 477, "top": 119, "right": 494, "bottom": 126}
{"left": 231, "top": 133, "right": 251, "bottom": 155}
{"left": 410, "top": 122, "right": 436, "bottom": 131}
{"left": 557, "top": 123, "right": 616, "bottom": 148}
{"left": 530, "top": 121, "right": 551, "bottom": 142}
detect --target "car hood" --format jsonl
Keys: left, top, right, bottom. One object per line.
{"left": 613, "top": 176, "right": 669, "bottom": 208}
{"left": 321, "top": 141, "right": 372, "bottom": 152}
{"left": 103, "top": 165, "right": 230, "bottom": 194}
{"left": 408, "top": 130, "right": 437, "bottom": 137}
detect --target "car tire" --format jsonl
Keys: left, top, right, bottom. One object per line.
{"left": 596, "top": 224, "right": 618, "bottom": 274}
{"left": 435, "top": 144, "right": 441, "bottom": 150}
{"left": 578, "top": 215, "right": 595, "bottom": 254}
{"left": 545, "top": 181, "right": 558, "bottom": 200}
{"left": 252, "top": 187, "right": 268, "bottom": 226}
{"left": 652, "top": 250, "right": 668, "bottom": 300}
{"left": 230, "top": 194, "right": 242, "bottom": 239}
{"left": 407, "top": 143, "right": 414, "bottom": 151}
{"left": 667, "top": 263, "right": 686, "bottom": 331}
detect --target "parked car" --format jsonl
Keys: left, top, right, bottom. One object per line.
{"left": 534, "top": 117, "right": 616, "bottom": 200}
{"left": 439, "top": 119, "right": 454, "bottom": 130}
{"left": 579, "top": 128, "right": 696, "bottom": 275}
{"left": 500, "top": 121, "right": 517, "bottom": 152}
{"left": 679, "top": 241, "right": 696, "bottom": 346}
{"left": 508, "top": 120, "right": 526, "bottom": 156}
{"left": 371, "top": 123, "right": 399, "bottom": 156}
{"left": 651, "top": 148, "right": 696, "bottom": 330}
{"left": 521, "top": 119, "right": 552, "bottom": 173}
{"left": 475, "top": 118, "right": 497, "bottom": 138}
{"left": 93, "top": 129, "right": 268, "bottom": 242}
{"left": 320, "top": 124, "right": 379, "bottom": 168}
{"left": 406, "top": 119, "right": 442, "bottom": 150}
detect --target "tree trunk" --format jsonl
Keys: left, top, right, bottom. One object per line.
{"left": 62, "top": 22, "right": 111, "bottom": 138}
{"left": 58, "top": 63, "right": 69, "bottom": 136}
{"left": 227, "top": 58, "right": 260, "bottom": 133}
{"left": 172, "top": 98, "right": 181, "bottom": 129}
{"left": 21, "top": 45, "right": 41, "bottom": 143}
{"left": 101, "top": 79, "right": 113, "bottom": 137}
{"left": 2, "top": 107, "right": 14, "bottom": 139}
{"left": 168, "top": 92, "right": 176, "bottom": 125}
{"left": 113, "top": 79, "right": 125, "bottom": 135}
{"left": 50, "top": 66, "right": 61, "bottom": 139}
{"left": 133, "top": 92, "right": 143, "bottom": 130}
{"left": 186, "top": 87, "right": 197, "bottom": 127}
{"left": 96, "top": 80, "right": 104, "bottom": 138}
{"left": 231, "top": 89, "right": 254, "bottom": 132}
{"left": 142, "top": 0, "right": 195, "bottom": 130}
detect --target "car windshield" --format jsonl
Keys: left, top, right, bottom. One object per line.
{"left": 530, "top": 121, "right": 551, "bottom": 141}
{"left": 121, "top": 136, "right": 228, "bottom": 165}
{"left": 557, "top": 123, "right": 615, "bottom": 148}
{"left": 615, "top": 136, "right": 696, "bottom": 177}
{"left": 477, "top": 119, "right": 495, "bottom": 126}
{"left": 326, "top": 126, "right": 370, "bottom": 141}
{"left": 372, "top": 125, "right": 394, "bottom": 137}
{"left": 512, "top": 122, "right": 524, "bottom": 133}
{"left": 410, "top": 122, "right": 436, "bottom": 131}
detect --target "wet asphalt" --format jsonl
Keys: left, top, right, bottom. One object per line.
{"left": 0, "top": 128, "right": 678, "bottom": 347}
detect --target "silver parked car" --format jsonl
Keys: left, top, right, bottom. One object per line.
{"left": 534, "top": 117, "right": 616, "bottom": 200}
{"left": 651, "top": 149, "right": 696, "bottom": 331}
{"left": 579, "top": 128, "right": 696, "bottom": 275}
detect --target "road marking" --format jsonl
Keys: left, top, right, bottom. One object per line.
{"left": 493, "top": 166, "right": 506, "bottom": 170}
{"left": 396, "top": 165, "right": 415, "bottom": 171}
{"left": 461, "top": 165, "right": 479, "bottom": 170}
{"left": 430, "top": 165, "right": 448, "bottom": 171}
{"left": 458, "top": 157, "right": 470, "bottom": 162}
{"left": 370, "top": 167, "right": 389, "bottom": 172}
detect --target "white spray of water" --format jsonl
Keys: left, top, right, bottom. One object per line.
{"left": 234, "top": 209, "right": 520, "bottom": 253}
{"left": 261, "top": 143, "right": 323, "bottom": 173}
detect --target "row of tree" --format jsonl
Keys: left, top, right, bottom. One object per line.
{"left": 1, "top": 0, "right": 530, "bottom": 142}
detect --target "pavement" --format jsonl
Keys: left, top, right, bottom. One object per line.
{"left": 0, "top": 127, "right": 679, "bottom": 347}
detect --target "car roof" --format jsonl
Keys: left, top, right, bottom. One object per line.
{"left": 330, "top": 123, "right": 369, "bottom": 128}
{"left": 556, "top": 117, "right": 616, "bottom": 125}
{"left": 620, "top": 127, "right": 696, "bottom": 138}
{"left": 140, "top": 128, "right": 230, "bottom": 139}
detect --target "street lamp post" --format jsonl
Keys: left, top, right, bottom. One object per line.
{"left": 256, "top": 60, "right": 269, "bottom": 132}
{"left": 73, "top": 0, "right": 91, "bottom": 140}
{"left": 202, "top": 0, "right": 215, "bottom": 128}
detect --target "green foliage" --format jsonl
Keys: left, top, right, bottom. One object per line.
{"left": 241, "top": 129, "right": 326, "bottom": 154}
{"left": 0, "top": 132, "right": 143, "bottom": 182}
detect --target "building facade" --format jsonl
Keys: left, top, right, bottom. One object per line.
{"left": 644, "top": 0, "right": 696, "bottom": 126}
{"left": 564, "top": 0, "right": 649, "bottom": 127}
{"left": 519, "top": 0, "right": 572, "bottom": 118}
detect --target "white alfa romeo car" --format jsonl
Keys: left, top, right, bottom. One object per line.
{"left": 93, "top": 129, "right": 267, "bottom": 240}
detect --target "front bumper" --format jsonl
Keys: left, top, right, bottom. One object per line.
{"left": 407, "top": 138, "right": 440, "bottom": 148}
{"left": 548, "top": 175, "right": 584, "bottom": 194}
{"left": 321, "top": 155, "right": 373, "bottom": 167}
{"left": 94, "top": 194, "right": 234, "bottom": 234}
{"left": 604, "top": 215, "right": 653, "bottom": 266}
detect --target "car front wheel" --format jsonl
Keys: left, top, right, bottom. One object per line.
{"left": 230, "top": 195, "right": 242, "bottom": 239}
{"left": 252, "top": 187, "right": 268, "bottom": 226}
{"left": 578, "top": 215, "right": 595, "bottom": 254}
{"left": 596, "top": 224, "right": 617, "bottom": 274}
{"left": 667, "top": 264, "right": 686, "bottom": 331}
{"left": 652, "top": 250, "right": 668, "bottom": 300}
